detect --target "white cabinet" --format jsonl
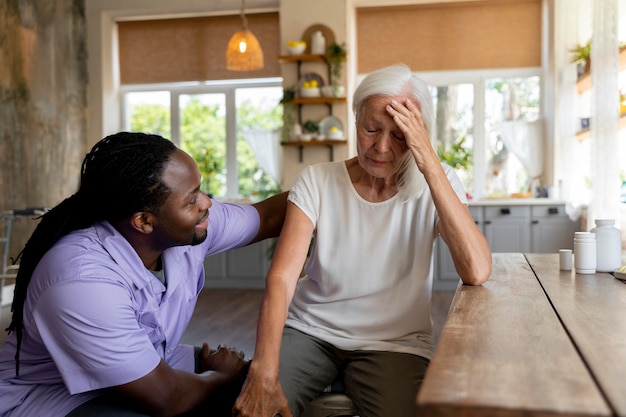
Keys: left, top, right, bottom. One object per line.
{"left": 530, "top": 205, "right": 578, "bottom": 253}
{"left": 483, "top": 205, "right": 531, "bottom": 253}
{"left": 434, "top": 201, "right": 579, "bottom": 291}
{"left": 203, "top": 239, "right": 274, "bottom": 289}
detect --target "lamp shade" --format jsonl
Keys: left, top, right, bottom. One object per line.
{"left": 226, "top": 29, "right": 264, "bottom": 71}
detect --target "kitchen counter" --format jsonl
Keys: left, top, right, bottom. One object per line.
{"left": 468, "top": 198, "right": 569, "bottom": 206}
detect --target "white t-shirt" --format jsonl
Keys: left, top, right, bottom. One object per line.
{"left": 285, "top": 161, "right": 467, "bottom": 360}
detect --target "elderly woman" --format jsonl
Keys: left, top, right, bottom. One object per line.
{"left": 233, "top": 64, "right": 492, "bottom": 417}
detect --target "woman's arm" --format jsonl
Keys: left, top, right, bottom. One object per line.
{"left": 425, "top": 169, "right": 492, "bottom": 285}
{"left": 233, "top": 201, "right": 314, "bottom": 417}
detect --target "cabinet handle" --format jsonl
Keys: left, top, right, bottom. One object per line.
{"left": 474, "top": 220, "right": 480, "bottom": 225}
{"left": 548, "top": 207, "right": 559, "bottom": 215}
{"left": 532, "top": 220, "right": 539, "bottom": 224}
{"left": 484, "top": 220, "right": 492, "bottom": 225}
{"left": 500, "top": 208, "right": 511, "bottom": 215}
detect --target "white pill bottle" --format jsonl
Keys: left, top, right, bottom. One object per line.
{"left": 590, "top": 219, "right": 622, "bottom": 272}
{"left": 574, "top": 232, "right": 596, "bottom": 274}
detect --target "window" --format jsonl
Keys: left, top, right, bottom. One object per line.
{"left": 422, "top": 69, "right": 541, "bottom": 200}
{"left": 122, "top": 78, "right": 283, "bottom": 200}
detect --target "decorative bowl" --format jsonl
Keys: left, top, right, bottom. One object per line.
{"left": 320, "top": 85, "right": 346, "bottom": 98}
{"left": 300, "top": 87, "right": 320, "bottom": 98}
{"left": 287, "top": 41, "right": 306, "bottom": 55}
{"left": 327, "top": 130, "right": 343, "bottom": 140}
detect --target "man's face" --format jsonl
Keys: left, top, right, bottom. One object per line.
{"left": 150, "top": 149, "right": 212, "bottom": 248}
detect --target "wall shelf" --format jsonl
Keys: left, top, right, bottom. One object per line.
{"left": 576, "top": 113, "right": 626, "bottom": 141}
{"left": 574, "top": 47, "right": 626, "bottom": 140}
{"left": 281, "top": 140, "right": 347, "bottom": 162}
{"left": 280, "top": 52, "right": 347, "bottom": 162}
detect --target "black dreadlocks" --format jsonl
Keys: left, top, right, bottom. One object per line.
{"left": 6, "top": 132, "right": 177, "bottom": 375}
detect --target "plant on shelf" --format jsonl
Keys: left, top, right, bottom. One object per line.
{"left": 280, "top": 86, "right": 296, "bottom": 142}
{"left": 569, "top": 40, "right": 591, "bottom": 78}
{"left": 326, "top": 42, "right": 347, "bottom": 96}
{"left": 303, "top": 119, "right": 319, "bottom": 135}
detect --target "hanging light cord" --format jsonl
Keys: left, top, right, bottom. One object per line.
{"left": 240, "top": 0, "right": 248, "bottom": 31}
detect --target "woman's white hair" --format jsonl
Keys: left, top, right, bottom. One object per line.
{"left": 353, "top": 64, "right": 436, "bottom": 201}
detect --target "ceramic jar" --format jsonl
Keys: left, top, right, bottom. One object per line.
{"left": 311, "top": 31, "right": 326, "bottom": 55}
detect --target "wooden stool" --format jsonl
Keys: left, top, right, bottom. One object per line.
{"left": 301, "top": 377, "right": 357, "bottom": 417}
{"left": 301, "top": 392, "right": 357, "bottom": 417}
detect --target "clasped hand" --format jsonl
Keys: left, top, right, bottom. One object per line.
{"left": 198, "top": 342, "right": 250, "bottom": 384}
{"left": 231, "top": 364, "right": 293, "bottom": 417}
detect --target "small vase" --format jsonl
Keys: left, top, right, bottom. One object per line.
{"left": 331, "top": 85, "right": 345, "bottom": 98}
{"left": 311, "top": 31, "right": 326, "bottom": 55}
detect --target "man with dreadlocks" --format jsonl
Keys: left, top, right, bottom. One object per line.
{"left": 0, "top": 132, "right": 288, "bottom": 417}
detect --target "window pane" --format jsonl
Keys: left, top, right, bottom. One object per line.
{"left": 431, "top": 84, "right": 475, "bottom": 195}
{"left": 236, "top": 87, "right": 283, "bottom": 199}
{"left": 484, "top": 76, "right": 540, "bottom": 197}
{"left": 179, "top": 93, "right": 227, "bottom": 197}
{"left": 125, "top": 91, "right": 171, "bottom": 138}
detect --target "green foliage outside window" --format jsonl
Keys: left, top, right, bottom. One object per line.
{"left": 128, "top": 91, "right": 283, "bottom": 200}
{"left": 437, "top": 136, "right": 472, "bottom": 170}
{"left": 236, "top": 98, "right": 283, "bottom": 199}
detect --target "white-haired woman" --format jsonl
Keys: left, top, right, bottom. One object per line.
{"left": 234, "top": 64, "right": 492, "bottom": 417}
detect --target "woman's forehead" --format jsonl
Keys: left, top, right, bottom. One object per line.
{"left": 361, "top": 94, "right": 421, "bottom": 110}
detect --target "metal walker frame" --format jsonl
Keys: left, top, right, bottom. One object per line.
{"left": 0, "top": 209, "right": 47, "bottom": 318}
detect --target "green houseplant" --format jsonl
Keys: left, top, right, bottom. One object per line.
{"left": 569, "top": 40, "right": 591, "bottom": 78}
{"left": 303, "top": 119, "right": 319, "bottom": 135}
{"left": 280, "top": 86, "right": 296, "bottom": 141}
{"left": 326, "top": 42, "right": 347, "bottom": 96}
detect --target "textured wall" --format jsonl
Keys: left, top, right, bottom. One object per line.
{"left": 0, "top": 0, "right": 87, "bottom": 255}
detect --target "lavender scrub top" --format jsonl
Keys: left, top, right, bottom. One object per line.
{"left": 0, "top": 200, "right": 259, "bottom": 417}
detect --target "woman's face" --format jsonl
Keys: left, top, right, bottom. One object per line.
{"left": 355, "top": 95, "right": 410, "bottom": 180}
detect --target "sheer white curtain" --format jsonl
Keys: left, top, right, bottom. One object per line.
{"left": 499, "top": 119, "right": 544, "bottom": 192}
{"left": 589, "top": 0, "right": 621, "bottom": 226}
{"left": 242, "top": 129, "right": 283, "bottom": 185}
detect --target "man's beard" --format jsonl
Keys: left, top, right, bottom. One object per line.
{"left": 191, "top": 230, "right": 208, "bottom": 246}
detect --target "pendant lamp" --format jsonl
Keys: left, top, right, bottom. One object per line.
{"left": 226, "top": 0, "right": 264, "bottom": 71}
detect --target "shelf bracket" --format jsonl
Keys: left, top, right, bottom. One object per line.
{"left": 295, "top": 144, "right": 336, "bottom": 163}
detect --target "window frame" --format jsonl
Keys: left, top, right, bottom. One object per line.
{"left": 120, "top": 77, "right": 283, "bottom": 199}
{"left": 416, "top": 67, "right": 543, "bottom": 200}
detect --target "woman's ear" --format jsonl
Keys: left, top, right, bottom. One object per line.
{"left": 130, "top": 212, "right": 154, "bottom": 234}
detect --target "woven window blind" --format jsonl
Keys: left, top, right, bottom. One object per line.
{"left": 356, "top": 0, "right": 541, "bottom": 73}
{"left": 117, "top": 13, "right": 280, "bottom": 84}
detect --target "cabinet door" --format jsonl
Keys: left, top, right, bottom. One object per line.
{"left": 483, "top": 206, "right": 531, "bottom": 253}
{"left": 434, "top": 238, "right": 461, "bottom": 291}
{"left": 203, "top": 240, "right": 271, "bottom": 288}
{"left": 531, "top": 205, "right": 578, "bottom": 252}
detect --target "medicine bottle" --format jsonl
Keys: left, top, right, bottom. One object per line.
{"left": 574, "top": 232, "right": 596, "bottom": 274}
{"left": 590, "top": 219, "right": 622, "bottom": 272}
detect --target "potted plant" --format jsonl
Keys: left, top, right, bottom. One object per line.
{"left": 303, "top": 119, "right": 319, "bottom": 136}
{"left": 326, "top": 42, "right": 347, "bottom": 97}
{"left": 280, "top": 86, "right": 298, "bottom": 141}
{"left": 569, "top": 40, "right": 591, "bottom": 78}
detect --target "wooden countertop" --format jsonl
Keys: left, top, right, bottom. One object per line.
{"left": 417, "top": 252, "right": 621, "bottom": 416}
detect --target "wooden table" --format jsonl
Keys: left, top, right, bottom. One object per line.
{"left": 417, "top": 252, "right": 626, "bottom": 417}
